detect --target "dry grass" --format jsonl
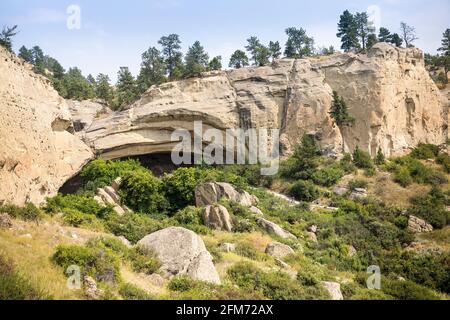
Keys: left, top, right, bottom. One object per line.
{"left": 0, "top": 217, "right": 107, "bottom": 300}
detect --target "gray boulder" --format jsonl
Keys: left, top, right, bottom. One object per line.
{"left": 203, "top": 205, "right": 233, "bottom": 231}
{"left": 265, "top": 242, "right": 295, "bottom": 259}
{"left": 257, "top": 218, "right": 297, "bottom": 240}
{"left": 195, "top": 182, "right": 257, "bottom": 207}
{"left": 408, "top": 215, "right": 433, "bottom": 233}
{"left": 137, "top": 227, "right": 220, "bottom": 284}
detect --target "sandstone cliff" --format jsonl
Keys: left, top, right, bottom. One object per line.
{"left": 85, "top": 43, "right": 447, "bottom": 160}
{"left": 0, "top": 47, "right": 93, "bottom": 206}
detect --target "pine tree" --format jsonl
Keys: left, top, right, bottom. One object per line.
{"left": 337, "top": 10, "right": 360, "bottom": 52}
{"left": 284, "top": 27, "right": 314, "bottom": 58}
{"left": 329, "top": 91, "right": 355, "bottom": 126}
{"left": 31, "top": 46, "right": 45, "bottom": 73}
{"left": 18, "top": 46, "right": 33, "bottom": 63}
{"left": 137, "top": 46, "right": 166, "bottom": 93}
{"left": 254, "top": 45, "right": 271, "bottom": 66}
{"left": 229, "top": 50, "right": 249, "bottom": 69}
{"left": 184, "top": 41, "right": 209, "bottom": 77}
{"left": 95, "top": 73, "right": 113, "bottom": 105}
{"left": 116, "top": 67, "right": 139, "bottom": 110}
{"left": 390, "top": 33, "right": 403, "bottom": 47}
{"left": 245, "top": 36, "right": 263, "bottom": 65}
{"left": 268, "top": 41, "right": 281, "bottom": 61}
{"left": 355, "top": 12, "right": 376, "bottom": 51}
{"left": 375, "top": 148, "right": 386, "bottom": 165}
{"left": 438, "top": 29, "right": 450, "bottom": 56}
{"left": 60, "top": 67, "right": 94, "bottom": 101}
{"left": 208, "top": 56, "right": 222, "bottom": 71}
{"left": 367, "top": 34, "right": 379, "bottom": 50}
{"left": 158, "top": 34, "right": 183, "bottom": 79}
{"left": 0, "top": 25, "right": 18, "bottom": 52}
{"left": 378, "top": 27, "right": 392, "bottom": 42}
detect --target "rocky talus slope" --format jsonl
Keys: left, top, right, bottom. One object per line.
{"left": 85, "top": 43, "right": 447, "bottom": 160}
{"left": 0, "top": 47, "right": 93, "bottom": 206}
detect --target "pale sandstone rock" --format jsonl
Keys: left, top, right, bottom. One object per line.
{"left": 249, "top": 206, "right": 264, "bottom": 216}
{"left": 265, "top": 242, "right": 295, "bottom": 259}
{"left": 137, "top": 227, "right": 220, "bottom": 284}
{"left": 257, "top": 218, "right": 297, "bottom": 240}
{"left": 84, "top": 43, "right": 446, "bottom": 161}
{"left": 195, "top": 182, "right": 257, "bottom": 207}
{"left": 321, "top": 281, "right": 344, "bottom": 300}
{"left": 0, "top": 47, "right": 93, "bottom": 206}
{"left": 203, "top": 205, "right": 233, "bottom": 232}
{"left": 219, "top": 243, "right": 236, "bottom": 253}
{"left": 84, "top": 276, "right": 104, "bottom": 300}
{"left": 408, "top": 215, "right": 433, "bottom": 233}
{"left": 67, "top": 100, "right": 112, "bottom": 135}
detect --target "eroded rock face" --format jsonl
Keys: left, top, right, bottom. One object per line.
{"left": 85, "top": 43, "right": 446, "bottom": 160}
{"left": 0, "top": 47, "right": 93, "bottom": 206}
{"left": 67, "top": 100, "right": 112, "bottom": 136}
{"left": 257, "top": 218, "right": 297, "bottom": 240}
{"left": 137, "top": 227, "right": 220, "bottom": 284}
{"left": 321, "top": 281, "right": 344, "bottom": 300}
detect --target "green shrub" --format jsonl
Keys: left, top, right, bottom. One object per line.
{"left": 86, "top": 237, "right": 129, "bottom": 258}
{"left": 408, "top": 187, "right": 449, "bottom": 228}
{"left": 105, "top": 213, "right": 166, "bottom": 244}
{"left": 348, "top": 180, "right": 368, "bottom": 191}
{"left": 120, "top": 170, "right": 168, "bottom": 214}
{"left": 45, "top": 194, "right": 115, "bottom": 219}
{"left": 339, "top": 153, "right": 357, "bottom": 173}
{"left": 352, "top": 146, "right": 374, "bottom": 169}
{"left": 393, "top": 166, "right": 413, "bottom": 187}
{"left": 311, "top": 165, "right": 345, "bottom": 187}
{"left": 382, "top": 278, "right": 440, "bottom": 300}
{"left": 81, "top": 159, "right": 146, "bottom": 191}
{"left": 0, "top": 255, "right": 51, "bottom": 300}
{"left": 162, "top": 167, "right": 205, "bottom": 212}
{"left": 436, "top": 153, "right": 450, "bottom": 173}
{"left": 297, "top": 270, "right": 319, "bottom": 286}
{"left": 290, "top": 180, "right": 320, "bottom": 202}
{"left": 411, "top": 144, "right": 440, "bottom": 160}
{"left": 128, "top": 246, "right": 161, "bottom": 275}
{"left": 235, "top": 242, "right": 266, "bottom": 261}
{"left": 173, "top": 206, "right": 203, "bottom": 225}
{"left": 280, "top": 135, "right": 321, "bottom": 180}
{"left": 375, "top": 148, "right": 386, "bottom": 165}
{"left": 0, "top": 203, "right": 43, "bottom": 222}
{"left": 227, "top": 262, "right": 307, "bottom": 300}
{"left": 52, "top": 244, "right": 120, "bottom": 283}
{"left": 62, "top": 208, "right": 103, "bottom": 229}
{"left": 119, "top": 283, "right": 154, "bottom": 300}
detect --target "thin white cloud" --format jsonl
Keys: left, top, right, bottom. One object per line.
{"left": 10, "top": 8, "right": 66, "bottom": 25}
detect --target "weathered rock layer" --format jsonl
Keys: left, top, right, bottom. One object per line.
{"left": 0, "top": 47, "right": 93, "bottom": 205}
{"left": 85, "top": 43, "right": 447, "bottom": 160}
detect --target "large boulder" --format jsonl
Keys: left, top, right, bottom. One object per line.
{"left": 257, "top": 218, "right": 297, "bottom": 240}
{"left": 0, "top": 47, "right": 93, "bottom": 206}
{"left": 203, "top": 205, "right": 233, "bottom": 231}
{"left": 195, "top": 182, "right": 257, "bottom": 207}
{"left": 265, "top": 242, "right": 295, "bottom": 259}
{"left": 137, "top": 227, "right": 220, "bottom": 284}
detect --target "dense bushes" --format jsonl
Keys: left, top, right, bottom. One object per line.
{"left": 311, "top": 165, "right": 345, "bottom": 187}
{"left": 119, "top": 283, "right": 154, "bottom": 300}
{"left": 388, "top": 156, "right": 447, "bottom": 187}
{"left": 119, "top": 170, "right": 168, "bottom": 215}
{"left": 290, "top": 180, "right": 320, "bottom": 202}
{"left": 411, "top": 144, "right": 440, "bottom": 160}
{"left": 52, "top": 244, "right": 121, "bottom": 283}
{"left": 162, "top": 168, "right": 203, "bottom": 211}
{"left": 128, "top": 246, "right": 161, "bottom": 275}
{"left": 352, "top": 146, "right": 374, "bottom": 169}
{"left": 227, "top": 262, "right": 328, "bottom": 300}
{"left": 0, "top": 203, "right": 43, "bottom": 222}
{"left": 407, "top": 187, "right": 449, "bottom": 229}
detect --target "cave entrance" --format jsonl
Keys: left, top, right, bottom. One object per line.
{"left": 58, "top": 152, "right": 196, "bottom": 195}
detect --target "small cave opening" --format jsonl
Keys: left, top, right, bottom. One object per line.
{"left": 59, "top": 152, "right": 196, "bottom": 195}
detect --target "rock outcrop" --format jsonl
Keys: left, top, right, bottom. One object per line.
{"left": 137, "top": 227, "right": 220, "bottom": 284}
{"left": 202, "top": 205, "right": 233, "bottom": 231}
{"left": 67, "top": 100, "right": 112, "bottom": 136}
{"left": 195, "top": 182, "right": 257, "bottom": 207}
{"left": 0, "top": 47, "right": 93, "bottom": 206}
{"left": 257, "top": 218, "right": 297, "bottom": 240}
{"left": 408, "top": 215, "right": 433, "bottom": 233}
{"left": 321, "top": 281, "right": 344, "bottom": 300}
{"left": 84, "top": 43, "right": 446, "bottom": 160}
{"left": 265, "top": 242, "right": 295, "bottom": 259}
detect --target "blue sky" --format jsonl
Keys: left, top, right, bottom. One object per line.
{"left": 1, "top": 0, "right": 448, "bottom": 82}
